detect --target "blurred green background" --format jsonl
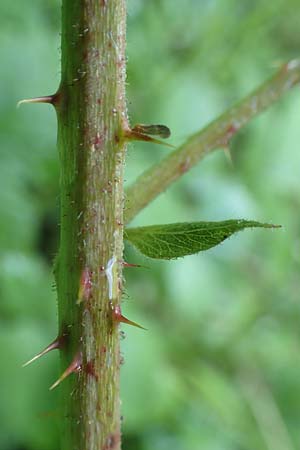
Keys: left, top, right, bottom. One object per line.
{"left": 1, "top": 0, "right": 300, "bottom": 449}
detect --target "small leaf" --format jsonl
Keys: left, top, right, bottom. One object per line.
{"left": 125, "top": 220, "right": 280, "bottom": 260}
{"left": 132, "top": 123, "right": 171, "bottom": 139}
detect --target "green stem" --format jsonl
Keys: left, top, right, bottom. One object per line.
{"left": 124, "top": 60, "right": 300, "bottom": 225}
{"left": 55, "top": 1, "right": 127, "bottom": 449}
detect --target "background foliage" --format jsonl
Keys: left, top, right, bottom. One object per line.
{"left": 1, "top": 1, "right": 300, "bottom": 449}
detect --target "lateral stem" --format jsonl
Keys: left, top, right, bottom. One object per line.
{"left": 124, "top": 60, "right": 300, "bottom": 225}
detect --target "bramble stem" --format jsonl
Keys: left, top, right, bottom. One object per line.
{"left": 56, "top": 1, "right": 127, "bottom": 449}
{"left": 124, "top": 60, "right": 300, "bottom": 225}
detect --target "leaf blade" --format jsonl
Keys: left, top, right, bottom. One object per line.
{"left": 125, "top": 220, "right": 280, "bottom": 259}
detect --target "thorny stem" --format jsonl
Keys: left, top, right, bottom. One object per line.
{"left": 55, "top": 1, "right": 127, "bottom": 450}
{"left": 124, "top": 60, "right": 300, "bottom": 225}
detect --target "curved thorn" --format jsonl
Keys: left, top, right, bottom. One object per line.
{"left": 22, "top": 337, "right": 61, "bottom": 367}
{"left": 118, "top": 314, "right": 147, "bottom": 330}
{"left": 122, "top": 260, "right": 149, "bottom": 270}
{"left": 223, "top": 147, "right": 234, "bottom": 167}
{"left": 122, "top": 261, "right": 142, "bottom": 268}
{"left": 17, "top": 95, "right": 56, "bottom": 108}
{"left": 111, "top": 304, "right": 147, "bottom": 330}
{"left": 49, "top": 351, "right": 82, "bottom": 391}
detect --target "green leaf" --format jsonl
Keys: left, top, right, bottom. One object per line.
{"left": 131, "top": 123, "right": 171, "bottom": 139}
{"left": 125, "top": 220, "right": 280, "bottom": 259}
